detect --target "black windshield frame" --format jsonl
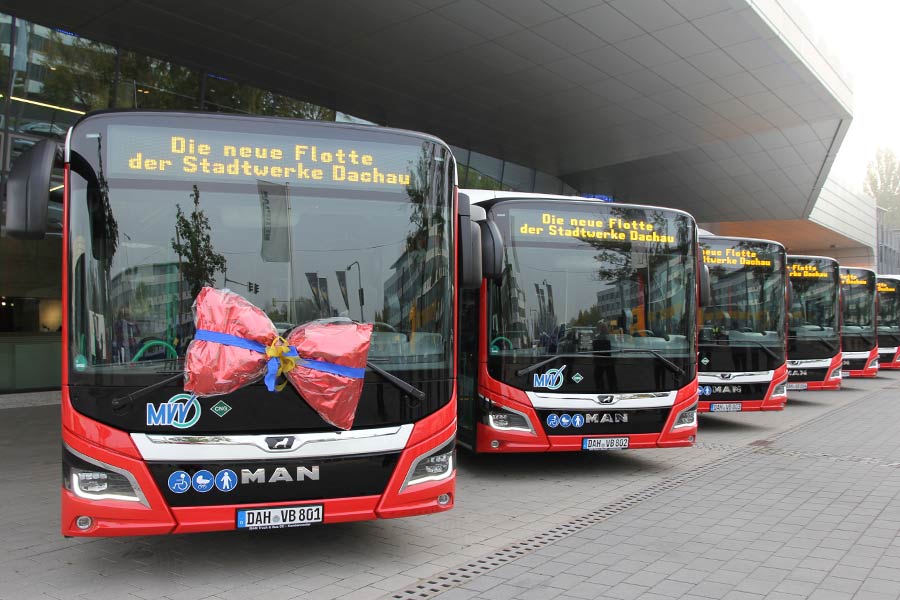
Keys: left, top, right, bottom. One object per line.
{"left": 699, "top": 236, "right": 786, "bottom": 371}
{"left": 877, "top": 277, "right": 900, "bottom": 348}
{"left": 483, "top": 199, "right": 698, "bottom": 394}
{"left": 65, "top": 112, "right": 456, "bottom": 393}
{"left": 840, "top": 267, "right": 877, "bottom": 352}
{"left": 787, "top": 256, "right": 840, "bottom": 360}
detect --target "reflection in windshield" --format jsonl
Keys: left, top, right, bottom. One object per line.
{"left": 68, "top": 128, "right": 453, "bottom": 379}
{"left": 877, "top": 279, "right": 900, "bottom": 344}
{"left": 788, "top": 258, "right": 839, "bottom": 341}
{"left": 841, "top": 269, "right": 876, "bottom": 334}
{"left": 700, "top": 238, "right": 785, "bottom": 347}
{"left": 487, "top": 203, "right": 696, "bottom": 378}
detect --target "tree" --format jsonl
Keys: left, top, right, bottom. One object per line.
{"left": 864, "top": 148, "right": 900, "bottom": 226}
{"left": 171, "top": 185, "right": 227, "bottom": 299}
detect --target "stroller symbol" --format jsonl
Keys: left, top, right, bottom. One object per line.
{"left": 191, "top": 470, "right": 215, "bottom": 492}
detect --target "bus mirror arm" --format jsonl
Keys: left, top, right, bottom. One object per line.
{"left": 458, "top": 192, "right": 483, "bottom": 289}
{"left": 480, "top": 219, "right": 504, "bottom": 281}
{"left": 699, "top": 264, "right": 712, "bottom": 307}
{"left": 4, "top": 138, "right": 61, "bottom": 239}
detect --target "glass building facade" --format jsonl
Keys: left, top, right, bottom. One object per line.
{"left": 0, "top": 13, "right": 577, "bottom": 393}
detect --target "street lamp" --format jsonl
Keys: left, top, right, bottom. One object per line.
{"left": 346, "top": 261, "right": 365, "bottom": 321}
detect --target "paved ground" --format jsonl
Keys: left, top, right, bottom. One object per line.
{"left": 1, "top": 373, "right": 898, "bottom": 600}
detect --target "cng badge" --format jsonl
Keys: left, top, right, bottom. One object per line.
{"left": 146, "top": 393, "right": 201, "bottom": 429}
{"left": 533, "top": 365, "right": 566, "bottom": 390}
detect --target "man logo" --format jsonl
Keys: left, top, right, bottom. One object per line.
{"left": 711, "top": 385, "right": 742, "bottom": 394}
{"left": 241, "top": 466, "right": 320, "bottom": 484}
{"left": 585, "top": 413, "right": 629, "bottom": 424}
{"left": 265, "top": 436, "right": 295, "bottom": 451}
{"left": 533, "top": 365, "right": 566, "bottom": 390}
{"left": 719, "top": 373, "right": 734, "bottom": 380}
{"left": 596, "top": 395, "right": 615, "bottom": 404}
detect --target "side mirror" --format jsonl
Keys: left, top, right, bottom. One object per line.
{"left": 458, "top": 191, "right": 483, "bottom": 289}
{"left": 480, "top": 218, "right": 504, "bottom": 281}
{"left": 4, "top": 138, "right": 60, "bottom": 239}
{"left": 786, "top": 278, "right": 793, "bottom": 308}
{"left": 699, "top": 264, "right": 711, "bottom": 307}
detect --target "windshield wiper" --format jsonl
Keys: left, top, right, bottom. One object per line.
{"left": 110, "top": 372, "right": 185, "bottom": 410}
{"left": 516, "top": 350, "right": 684, "bottom": 378}
{"left": 366, "top": 362, "right": 426, "bottom": 401}
{"left": 815, "top": 338, "right": 837, "bottom": 352}
{"left": 786, "top": 336, "right": 837, "bottom": 352}
{"left": 700, "top": 340, "right": 781, "bottom": 361}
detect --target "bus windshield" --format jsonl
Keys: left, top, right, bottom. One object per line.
{"left": 486, "top": 201, "right": 697, "bottom": 393}
{"left": 787, "top": 257, "right": 840, "bottom": 357}
{"left": 878, "top": 278, "right": 900, "bottom": 347}
{"left": 66, "top": 114, "right": 454, "bottom": 387}
{"left": 701, "top": 238, "right": 785, "bottom": 349}
{"left": 841, "top": 268, "right": 876, "bottom": 351}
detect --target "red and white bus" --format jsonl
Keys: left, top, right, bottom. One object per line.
{"left": 457, "top": 191, "right": 706, "bottom": 453}
{"left": 840, "top": 267, "right": 878, "bottom": 377}
{"left": 877, "top": 275, "right": 900, "bottom": 369}
{"left": 5, "top": 111, "right": 482, "bottom": 536}
{"left": 786, "top": 255, "right": 842, "bottom": 390}
{"left": 698, "top": 235, "right": 788, "bottom": 412}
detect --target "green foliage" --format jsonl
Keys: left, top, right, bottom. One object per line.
{"left": 570, "top": 305, "right": 603, "bottom": 327}
{"left": 461, "top": 166, "right": 502, "bottom": 191}
{"left": 865, "top": 148, "right": 900, "bottom": 227}
{"left": 40, "top": 32, "right": 115, "bottom": 111}
{"left": 171, "top": 185, "right": 227, "bottom": 299}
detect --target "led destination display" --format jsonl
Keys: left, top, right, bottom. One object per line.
{"left": 789, "top": 263, "right": 830, "bottom": 278}
{"left": 514, "top": 210, "right": 676, "bottom": 244}
{"left": 107, "top": 125, "right": 415, "bottom": 188}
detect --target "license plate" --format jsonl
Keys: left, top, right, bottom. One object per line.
{"left": 786, "top": 383, "right": 807, "bottom": 390}
{"left": 583, "top": 437, "right": 629, "bottom": 450}
{"left": 710, "top": 402, "right": 742, "bottom": 412}
{"left": 236, "top": 504, "right": 323, "bottom": 530}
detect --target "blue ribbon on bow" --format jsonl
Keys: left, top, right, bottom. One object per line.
{"left": 194, "top": 329, "right": 366, "bottom": 392}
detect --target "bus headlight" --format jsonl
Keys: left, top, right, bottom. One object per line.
{"left": 772, "top": 382, "right": 787, "bottom": 397}
{"left": 487, "top": 404, "right": 534, "bottom": 433}
{"left": 63, "top": 446, "right": 147, "bottom": 505}
{"left": 672, "top": 404, "right": 697, "bottom": 429}
{"left": 402, "top": 437, "right": 455, "bottom": 489}
{"left": 830, "top": 368, "right": 842, "bottom": 379}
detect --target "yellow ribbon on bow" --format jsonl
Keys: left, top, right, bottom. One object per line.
{"left": 265, "top": 336, "right": 298, "bottom": 391}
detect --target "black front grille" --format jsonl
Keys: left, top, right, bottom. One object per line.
{"left": 148, "top": 452, "right": 401, "bottom": 507}
{"left": 536, "top": 408, "right": 670, "bottom": 435}
{"left": 787, "top": 368, "right": 829, "bottom": 382}
{"left": 843, "top": 358, "right": 869, "bottom": 372}
{"left": 699, "top": 382, "right": 770, "bottom": 401}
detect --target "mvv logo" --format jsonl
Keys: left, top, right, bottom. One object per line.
{"left": 146, "top": 394, "right": 201, "bottom": 429}
{"left": 533, "top": 366, "right": 566, "bottom": 390}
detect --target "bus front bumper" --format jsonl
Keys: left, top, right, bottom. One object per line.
{"left": 473, "top": 382, "right": 698, "bottom": 453}
{"left": 878, "top": 347, "right": 900, "bottom": 370}
{"left": 61, "top": 397, "right": 456, "bottom": 537}
{"left": 843, "top": 349, "right": 879, "bottom": 378}
{"left": 697, "top": 365, "right": 788, "bottom": 413}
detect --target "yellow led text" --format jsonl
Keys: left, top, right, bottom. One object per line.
{"left": 126, "top": 136, "right": 410, "bottom": 186}
{"left": 702, "top": 247, "right": 772, "bottom": 267}
{"left": 517, "top": 212, "right": 675, "bottom": 244}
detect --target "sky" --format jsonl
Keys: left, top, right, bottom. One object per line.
{"left": 792, "top": 0, "right": 900, "bottom": 192}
